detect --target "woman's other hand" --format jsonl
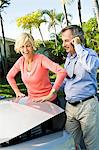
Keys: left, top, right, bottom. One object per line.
{"left": 32, "top": 88, "right": 57, "bottom": 103}
{"left": 15, "top": 91, "right": 26, "bottom": 98}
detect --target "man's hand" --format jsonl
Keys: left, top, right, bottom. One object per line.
{"left": 71, "top": 37, "right": 81, "bottom": 46}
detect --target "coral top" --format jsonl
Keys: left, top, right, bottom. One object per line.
{"left": 7, "top": 54, "right": 67, "bottom": 101}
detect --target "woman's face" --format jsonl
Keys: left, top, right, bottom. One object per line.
{"left": 20, "top": 41, "right": 34, "bottom": 58}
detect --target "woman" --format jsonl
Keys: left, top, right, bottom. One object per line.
{"left": 7, "top": 33, "right": 67, "bottom": 104}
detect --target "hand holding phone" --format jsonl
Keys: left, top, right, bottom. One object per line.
{"left": 71, "top": 37, "right": 81, "bottom": 46}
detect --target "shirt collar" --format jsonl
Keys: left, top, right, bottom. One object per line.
{"left": 67, "top": 53, "right": 77, "bottom": 59}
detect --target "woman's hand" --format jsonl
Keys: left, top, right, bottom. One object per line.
{"left": 40, "top": 94, "right": 52, "bottom": 102}
{"left": 15, "top": 91, "right": 25, "bottom": 98}
{"left": 41, "top": 89, "right": 57, "bottom": 102}
{"left": 32, "top": 95, "right": 51, "bottom": 103}
{"left": 32, "top": 88, "right": 57, "bottom": 103}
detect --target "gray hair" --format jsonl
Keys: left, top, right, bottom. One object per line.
{"left": 61, "top": 25, "right": 84, "bottom": 43}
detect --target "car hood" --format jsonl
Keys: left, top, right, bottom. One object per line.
{"left": 0, "top": 131, "right": 75, "bottom": 150}
{"left": 0, "top": 97, "right": 64, "bottom": 144}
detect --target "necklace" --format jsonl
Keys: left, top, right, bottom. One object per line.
{"left": 27, "top": 71, "right": 32, "bottom": 76}
{"left": 26, "top": 60, "right": 37, "bottom": 76}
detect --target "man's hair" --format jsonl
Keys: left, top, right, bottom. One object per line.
{"left": 61, "top": 25, "right": 84, "bottom": 43}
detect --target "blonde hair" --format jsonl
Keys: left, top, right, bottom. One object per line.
{"left": 15, "top": 33, "right": 36, "bottom": 53}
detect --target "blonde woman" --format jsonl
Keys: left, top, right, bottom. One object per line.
{"left": 7, "top": 33, "right": 67, "bottom": 104}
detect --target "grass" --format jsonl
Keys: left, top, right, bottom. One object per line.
{"left": 0, "top": 82, "right": 27, "bottom": 98}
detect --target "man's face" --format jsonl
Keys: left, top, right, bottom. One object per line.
{"left": 62, "top": 29, "right": 75, "bottom": 55}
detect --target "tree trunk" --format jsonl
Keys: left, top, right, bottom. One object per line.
{"left": 78, "top": 0, "right": 82, "bottom": 27}
{"left": 63, "top": 3, "right": 69, "bottom": 26}
{"left": 0, "top": 46, "right": 5, "bottom": 78}
{"left": 54, "top": 24, "right": 58, "bottom": 47}
{"left": 0, "top": 13, "right": 7, "bottom": 77}
{"left": 92, "top": 0, "right": 99, "bottom": 29}
{"left": 38, "top": 27, "right": 46, "bottom": 47}
{"left": 29, "top": 28, "right": 32, "bottom": 35}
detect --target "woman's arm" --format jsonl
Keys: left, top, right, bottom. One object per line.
{"left": 41, "top": 55, "right": 67, "bottom": 91}
{"left": 6, "top": 58, "right": 25, "bottom": 97}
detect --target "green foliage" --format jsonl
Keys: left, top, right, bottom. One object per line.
{"left": 42, "top": 9, "right": 62, "bottom": 31}
{"left": 16, "top": 10, "right": 46, "bottom": 46}
{"left": 34, "top": 38, "right": 66, "bottom": 64}
{"left": 82, "top": 18, "right": 99, "bottom": 53}
{"left": 36, "top": 47, "right": 50, "bottom": 58}
{"left": 0, "top": 83, "right": 27, "bottom": 98}
{"left": 45, "top": 34, "right": 66, "bottom": 64}
{"left": 17, "top": 14, "right": 33, "bottom": 31}
{"left": 35, "top": 17, "right": 98, "bottom": 64}
{"left": 31, "top": 10, "right": 47, "bottom": 28}
{"left": 16, "top": 10, "right": 46, "bottom": 34}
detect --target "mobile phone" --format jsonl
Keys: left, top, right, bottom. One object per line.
{"left": 71, "top": 42, "right": 74, "bottom": 48}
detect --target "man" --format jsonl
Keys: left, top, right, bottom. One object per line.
{"left": 61, "top": 25, "right": 99, "bottom": 150}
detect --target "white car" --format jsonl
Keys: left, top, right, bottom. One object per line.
{"left": 0, "top": 97, "right": 76, "bottom": 150}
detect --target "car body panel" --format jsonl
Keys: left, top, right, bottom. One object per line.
{"left": 0, "top": 97, "right": 64, "bottom": 144}
{"left": 0, "top": 131, "right": 75, "bottom": 150}
{"left": 0, "top": 97, "right": 76, "bottom": 150}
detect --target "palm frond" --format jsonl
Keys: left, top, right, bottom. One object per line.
{"left": 0, "top": 0, "right": 10, "bottom": 10}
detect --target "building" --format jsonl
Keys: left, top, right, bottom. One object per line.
{"left": 0, "top": 36, "right": 15, "bottom": 78}
{"left": 0, "top": 36, "right": 15, "bottom": 61}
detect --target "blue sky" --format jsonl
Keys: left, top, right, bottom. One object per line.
{"left": 0, "top": 0, "right": 95, "bottom": 40}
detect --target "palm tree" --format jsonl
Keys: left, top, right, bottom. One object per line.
{"left": 56, "top": 12, "right": 72, "bottom": 29}
{"left": 55, "top": 13, "right": 64, "bottom": 29}
{"left": 31, "top": 11, "right": 46, "bottom": 47}
{"left": 0, "top": 0, "right": 10, "bottom": 76}
{"left": 61, "top": 0, "right": 73, "bottom": 26}
{"left": 91, "top": 0, "right": 99, "bottom": 29}
{"left": 17, "top": 10, "right": 46, "bottom": 47}
{"left": 42, "top": 9, "right": 60, "bottom": 47}
{"left": 78, "top": 0, "right": 82, "bottom": 27}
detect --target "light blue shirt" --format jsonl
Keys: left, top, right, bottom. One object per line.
{"left": 64, "top": 44, "right": 99, "bottom": 102}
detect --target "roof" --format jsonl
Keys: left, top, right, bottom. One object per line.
{"left": 0, "top": 36, "right": 15, "bottom": 42}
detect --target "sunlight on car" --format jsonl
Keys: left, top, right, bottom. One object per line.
{"left": 0, "top": 97, "right": 76, "bottom": 150}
